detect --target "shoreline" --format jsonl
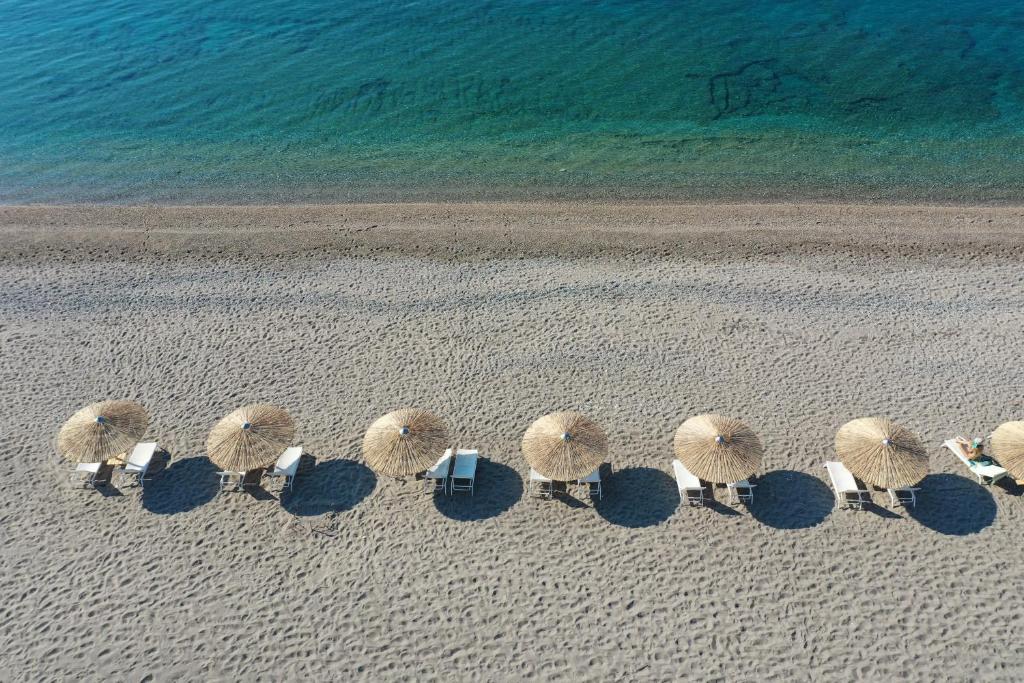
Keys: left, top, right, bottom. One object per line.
{"left": 2, "top": 201, "right": 1022, "bottom": 261}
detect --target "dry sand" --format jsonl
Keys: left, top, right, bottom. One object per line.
{"left": 2, "top": 202, "right": 1023, "bottom": 681}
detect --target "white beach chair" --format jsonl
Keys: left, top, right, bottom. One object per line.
{"left": 529, "top": 468, "right": 553, "bottom": 499}
{"left": 217, "top": 470, "right": 248, "bottom": 492}
{"left": 575, "top": 468, "right": 602, "bottom": 500}
{"left": 450, "top": 449, "right": 479, "bottom": 495}
{"left": 823, "top": 461, "right": 870, "bottom": 510}
{"left": 115, "top": 442, "right": 158, "bottom": 489}
{"left": 887, "top": 486, "right": 920, "bottom": 508}
{"left": 672, "top": 460, "right": 705, "bottom": 506}
{"left": 72, "top": 462, "right": 103, "bottom": 488}
{"left": 726, "top": 480, "right": 756, "bottom": 505}
{"left": 944, "top": 438, "right": 1008, "bottom": 486}
{"left": 265, "top": 446, "right": 303, "bottom": 491}
{"left": 424, "top": 448, "right": 453, "bottom": 495}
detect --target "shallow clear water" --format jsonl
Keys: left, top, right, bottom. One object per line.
{"left": 1, "top": 0, "right": 1022, "bottom": 202}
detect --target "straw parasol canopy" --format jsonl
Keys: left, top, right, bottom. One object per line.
{"left": 991, "top": 420, "right": 1024, "bottom": 480}
{"left": 673, "top": 414, "right": 763, "bottom": 484}
{"left": 834, "top": 417, "right": 927, "bottom": 489}
{"left": 207, "top": 404, "right": 295, "bottom": 472}
{"left": 521, "top": 411, "right": 607, "bottom": 481}
{"left": 362, "top": 408, "right": 449, "bottom": 478}
{"left": 57, "top": 400, "right": 149, "bottom": 464}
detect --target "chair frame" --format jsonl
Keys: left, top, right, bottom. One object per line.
{"left": 887, "top": 487, "right": 920, "bottom": 508}
{"left": 575, "top": 469, "right": 602, "bottom": 500}
{"left": 424, "top": 449, "right": 453, "bottom": 495}
{"left": 72, "top": 462, "right": 103, "bottom": 488}
{"left": 217, "top": 470, "right": 248, "bottom": 492}
{"left": 450, "top": 450, "right": 478, "bottom": 496}
{"left": 265, "top": 446, "right": 303, "bottom": 491}
{"left": 673, "top": 460, "right": 706, "bottom": 507}
{"left": 681, "top": 487, "right": 704, "bottom": 507}
{"left": 529, "top": 469, "right": 554, "bottom": 499}
{"left": 823, "top": 462, "right": 870, "bottom": 510}
{"left": 114, "top": 442, "right": 158, "bottom": 489}
{"left": 726, "top": 481, "right": 756, "bottom": 505}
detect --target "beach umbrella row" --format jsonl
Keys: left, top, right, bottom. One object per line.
{"left": 57, "top": 401, "right": 295, "bottom": 472}
{"left": 58, "top": 401, "right": 1024, "bottom": 486}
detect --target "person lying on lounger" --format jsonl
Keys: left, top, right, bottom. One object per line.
{"left": 957, "top": 436, "right": 996, "bottom": 467}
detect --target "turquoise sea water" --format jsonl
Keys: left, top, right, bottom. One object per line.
{"left": 1, "top": 0, "right": 1022, "bottom": 203}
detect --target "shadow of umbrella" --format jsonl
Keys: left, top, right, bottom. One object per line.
{"left": 594, "top": 467, "right": 679, "bottom": 528}
{"left": 142, "top": 454, "right": 220, "bottom": 514}
{"left": 433, "top": 460, "right": 523, "bottom": 521}
{"left": 280, "top": 457, "right": 377, "bottom": 516}
{"left": 906, "top": 473, "right": 997, "bottom": 535}
{"left": 748, "top": 470, "right": 834, "bottom": 529}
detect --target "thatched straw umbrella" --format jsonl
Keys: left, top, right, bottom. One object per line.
{"left": 835, "top": 417, "right": 927, "bottom": 489}
{"left": 57, "top": 400, "right": 148, "bottom": 464}
{"left": 991, "top": 421, "right": 1024, "bottom": 480}
{"left": 207, "top": 404, "right": 295, "bottom": 472}
{"left": 522, "top": 411, "right": 607, "bottom": 481}
{"left": 673, "top": 414, "right": 762, "bottom": 484}
{"left": 362, "top": 408, "right": 449, "bottom": 478}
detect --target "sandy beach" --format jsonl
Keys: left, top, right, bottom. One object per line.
{"left": 3, "top": 201, "right": 1024, "bottom": 681}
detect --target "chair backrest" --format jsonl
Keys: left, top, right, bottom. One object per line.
{"left": 944, "top": 440, "right": 972, "bottom": 467}
{"left": 453, "top": 452, "right": 478, "bottom": 478}
{"left": 824, "top": 461, "right": 858, "bottom": 492}
{"left": 128, "top": 442, "right": 157, "bottom": 467}
{"left": 672, "top": 460, "right": 700, "bottom": 488}
{"left": 456, "top": 448, "right": 478, "bottom": 456}
{"left": 529, "top": 468, "right": 551, "bottom": 483}
{"left": 277, "top": 446, "right": 303, "bottom": 470}
{"left": 426, "top": 450, "right": 452, "bottom": 476}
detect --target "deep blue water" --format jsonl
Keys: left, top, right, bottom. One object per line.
{"left": 1, "top": 0, "right": 1022, "bottom": 203}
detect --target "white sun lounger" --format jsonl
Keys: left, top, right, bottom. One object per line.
{"left": 944, "top": 438, "right": 1008, "bottom": 486}
{"left": 887, "top": 486, "right": 920, "bottom": 508}
{"left": 450, "top": 449, "right": 479, "bottom": 495}
{"left": 823, "top": 461, "right": 870, "bottom": 510}
{"left": 217, "top": 471, "right": 248, "bottom": 491}
{"left": 672, "top": 460, "right": 705, "bottom": 506}
{"left": 575, "top": 468, "right": 602, "bottom": 500}
{"left": 424, "top": 448, "right": 453, "bottom": 494}
{"left": 529, "top": 468, "right": 553, "bottom": 499}
{"left": 726, "top": 480, "right": 756, "bottom": 505}
{"left": 265, "top": 446, "right": 303, "bottom": 491}
{"left": 73, "top": 462, "right": 103, "bottom": 488}
{"left": 115, "top": 442, "right": 158, "bottom": 489}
